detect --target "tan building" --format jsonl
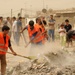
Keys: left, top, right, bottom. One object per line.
{"left": 55, "top": 12, "right": 75, "bottom": 17}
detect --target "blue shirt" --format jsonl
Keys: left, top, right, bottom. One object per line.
{"left": 17, "top": 20, "right": 22, "bottom": 32}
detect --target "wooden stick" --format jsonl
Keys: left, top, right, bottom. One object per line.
{"left": 0, "top": 49, "right": 31, "bottom": 60}
{"left": 41, "top": 18, "right": 50, "bottom": 40}
{"left": 25, "top": 31, "right": 46, "bottom": 48}
{"left": 22, "top": 32, "right": 27, "bottom": 44}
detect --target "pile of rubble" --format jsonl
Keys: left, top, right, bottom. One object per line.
{"left": 7, "top": 50, "right": 75, "bottom": 75}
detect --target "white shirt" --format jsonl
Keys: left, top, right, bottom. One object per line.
{"left": 12, "top": 20, "right": 17, "bottom": 32}
{"left": 7, "top": 21, "right": 12, "bottom": 31}
{"left": 58, "top": 28, "right": 66, "bottom": 36}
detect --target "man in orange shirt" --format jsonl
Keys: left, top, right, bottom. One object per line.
{"left": 35, "top": 17, "right": 47, "bottom": 43}
{"left": 21, "top": 20, "right": 43, "bottom": 44}
{"left": 0, "top": 25, "right": 17, "bottom": 75}
{"left": 21, "top": 20, "right": 46, "bottom": 56}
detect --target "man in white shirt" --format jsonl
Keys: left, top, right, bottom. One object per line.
{"left": 6, "top": 17, "right": 12, "bottom": 37}
{"left": 12, "top": 17, "right": 22, "bottom": 46}
{"left": 12, "top": 17, "right": 18, "bottom": 45}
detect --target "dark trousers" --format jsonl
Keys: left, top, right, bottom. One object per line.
{"left": 0, "top": 54, "right": 6, "bottom": 75}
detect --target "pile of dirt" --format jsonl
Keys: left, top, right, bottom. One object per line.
{"left": 7, "top": 49, "right": 75, "bottom": 75}
{"left": 7, "top": 55, "right": 53, "bottom": 75}
{"left": 57, "top": 65, "right": 75, "bottom": 75}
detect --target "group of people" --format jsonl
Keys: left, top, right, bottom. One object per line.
{"left": 0, "top": 17, "right": 17, "bottom": 75}
{"left": 0, "top": 16, "right": 23, "bottom": 46}
{"left": 58, "top": 19, "right": 72, "bottom": 49}
{"left": 0, "top": 16, "right": 48, "bottom": 75}
{"left": 0, "top": 15, "right": 56, "bottom": 46}
{"left": 0, "top": 15, "right": 75, "bottom": 75}
{"left": 0, "top": 16, "right": 23, "bottom": 75}
{"left": 47, "top": 15, "right": 74, "bottom": 49}
{"left": 21, "top": 17, "right": 47, "bottom": 44}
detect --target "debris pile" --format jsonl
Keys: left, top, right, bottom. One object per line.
{"left": 7, "top": 50, "right": 75, "bottom": 75}
{"left": 57, "top": 65, "right": 75, "bottom": 75}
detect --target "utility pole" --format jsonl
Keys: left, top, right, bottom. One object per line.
{"left": 11, "top": 9, "right": 12, "bottom": 26}
{"left": 20, "top": 8, "right": 23, "bottom": 17}
{"left": 11, "top": 9, "right": 12, "bottom": 19}
{"left": 24, "top": 3, "right": 26, "bottom": 15}
{"left": 46, "top": 5, "right": 48, "bottom": 10}
{"left": 43, "top": 0, "right": 45, "bottom": 9}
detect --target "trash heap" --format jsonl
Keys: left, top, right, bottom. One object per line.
{"left": 7, "top": 50, "right": 75, "bottom": 75}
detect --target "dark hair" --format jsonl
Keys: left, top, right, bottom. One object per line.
{"left": 2, "top": 25, "right": 10, "bottom": 31}
{"left": 29, "top": 20, "right": 34, "bottom": 26}
{"left": 65, "top": 19, "right": 69, "bottom": 22}
{"left": 36, "top": 17, "right": 40, "bottom": 23}
{"left": 0, "top": 17, "right": 2, "bottom": 20}
{"left": 60, "top": 24, "right": 64, "bottom": 27}
{"left": 0, "top": 16, "right": 3, "bottom": 20}
{"left": 12, "top": 17, "right": 16, "bottom": 20}
{"left": 7, "top": 17, "right": 10, "bottom": 20}
{"left": 18, "top": 17, "right": 22, "bottom": 20}
{"left": 50, "top": 15, "right": 53, "bottom": 17}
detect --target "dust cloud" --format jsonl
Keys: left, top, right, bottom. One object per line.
{"left": 6, "top": 39, "right": 75, "bottom": 75}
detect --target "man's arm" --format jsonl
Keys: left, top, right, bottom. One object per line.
{"left": 49, "top": 22, "right": 55, "bottom": 25}
{"left": 9, "top": 46, "right": 17, "bottom": 55}
{"left": 59, "top": 31, "right": 66, "bottom": 33}
{"left": 48, "top": 20, "right": 55, "bottom": 26}
{"left": 8, "top": 40, "right": 17, "bottom": 55}
{"left": 20, "top": 26, "right": 28, "bottom": 33}
{"left": 70, "top": 25, "right": 72, "bottom": 30}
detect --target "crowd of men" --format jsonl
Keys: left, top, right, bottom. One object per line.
{"left": 0, "top": 15, "right": 75, "bottom": 75}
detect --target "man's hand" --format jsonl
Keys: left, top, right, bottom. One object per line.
{"left": 12, "top": 51, "right": 17, "bottom": 56}
{"left": 20, "top": 30, "right": 23, "bottom": 33}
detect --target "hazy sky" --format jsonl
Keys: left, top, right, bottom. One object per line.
{"left": 0, "top": 0, "right": 75, "bottom": 16}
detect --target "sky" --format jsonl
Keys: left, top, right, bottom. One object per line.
{"left": 0, "top": 0, "right": 75, "bottom": 16}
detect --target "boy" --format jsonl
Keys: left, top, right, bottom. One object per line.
{"left": 59, "top": 24, "right": 66, "bottom": 49}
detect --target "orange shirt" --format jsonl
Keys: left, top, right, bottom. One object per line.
{"left": 0, "top": 32, "right": 10, "bottom": 54}
{"left": 35, "top": 23, "right": 46, "bottom": 43}
{"left": 28, "top": 24, "right": 43, "bottom": 43}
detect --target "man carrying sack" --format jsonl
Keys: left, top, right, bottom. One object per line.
{"left": 0, "top": 25, "right": 17, "bottom": 75}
